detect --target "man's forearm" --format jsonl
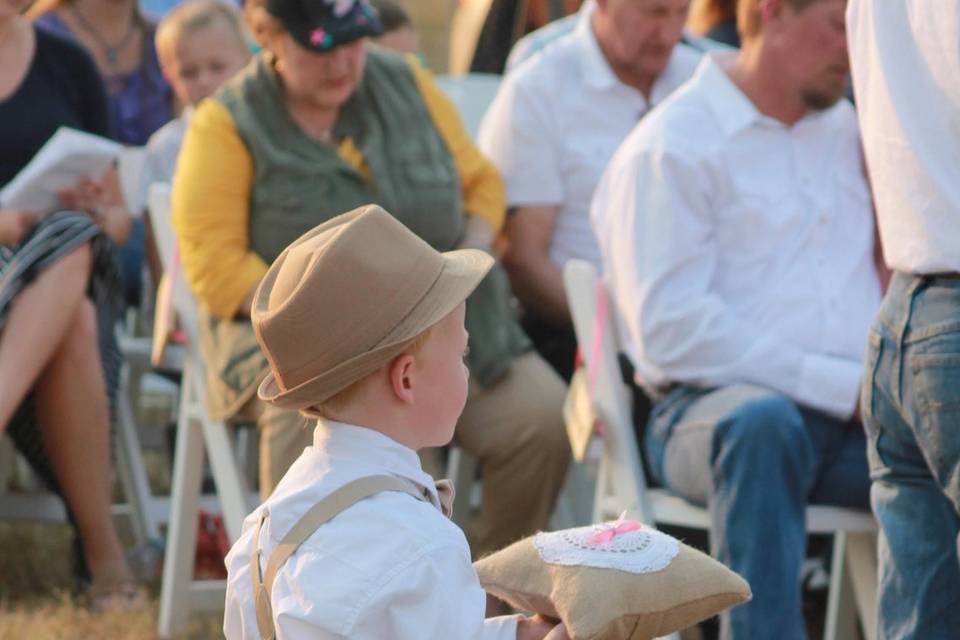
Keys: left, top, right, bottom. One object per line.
{"left": 504, "top": 254, "right": 571, "bottom": 328}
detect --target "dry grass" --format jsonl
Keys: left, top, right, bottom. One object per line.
{"left": 0, "top": 522, "right": 222, "bottom": 640}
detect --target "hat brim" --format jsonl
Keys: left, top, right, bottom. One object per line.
{"left": 257, "top": 248, "right": 493, "bottom": 410}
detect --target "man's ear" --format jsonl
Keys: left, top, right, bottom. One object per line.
{"left": 388, "top": 353, "right": 416, "bottom": 405}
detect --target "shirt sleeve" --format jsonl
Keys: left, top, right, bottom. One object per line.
{"left": 406, "top": 56, "right": 507, "bottom": 232}
{"left": 279, "top": 542, "right": 519, "bottom": 640}
{"left": 591, "top": 145, "right": 862, "bottom": 419}
{"left": 477, "top": 71, "right": 564, "bottom": 208}
{"left": 172, "top": 99, "right": 268, "bottom": 319}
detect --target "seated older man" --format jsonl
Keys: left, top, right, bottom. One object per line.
{"left": 478, "top": 0, "right": 700, "bottom": 381}
{"left": 591, "top": 0, "right": 884, "bottom": 637}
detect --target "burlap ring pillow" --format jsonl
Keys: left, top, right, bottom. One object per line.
{"left": 475, "top": 518, "right": 751, "bottom": 640}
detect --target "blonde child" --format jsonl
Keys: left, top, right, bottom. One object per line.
{"left": 223, "top": 205, "right": 568, "bottom": 639}
{"left": 139, "top": 0, "right": 250, "bottom": 195}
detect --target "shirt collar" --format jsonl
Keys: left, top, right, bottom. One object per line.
{"left": 576, "top": 8, "right": 698, "bottom": 106}
{"left": 575, "top": 3, "right": 621, "bottom": 92}
{"left": 695, "top": 53, "right": 836, "bottom": 137}
{"left": 312, "top": 418, "right": 442, "bottom": 507}
{"left": 694, "top": 54, "right": 763, "bottom": 137}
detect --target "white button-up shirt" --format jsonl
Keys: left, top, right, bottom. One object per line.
{"left": 136, "top": 110, "right": 190, "bottom": 213}
{"left": 223, "top": 419, "right": 519, "bottom": 639}
{"left": 477, "top": 5, "right": 701, "bottom": 271}
{"left": 591, "top": 55, "right": 881, "bottom": 418}
{"left": 847, "top": 0, "right": 960, "bottom": 274}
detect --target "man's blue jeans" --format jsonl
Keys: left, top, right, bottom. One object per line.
{"left": 861, "top": 273, "right": 960, "bottom": 639}
{"left": 645, "top": 384, "right": 871, "bottom": 639}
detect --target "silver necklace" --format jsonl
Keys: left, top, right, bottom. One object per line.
{"left": 68, "top": 3, "right": 137, "bottom": 66}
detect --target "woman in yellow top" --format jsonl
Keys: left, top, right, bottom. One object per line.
{"left": 173, "top": 0, "right": 569, "bottom": 557}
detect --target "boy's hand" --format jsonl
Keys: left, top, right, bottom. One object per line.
{"left": 516, "top": 615, "right": 570, "bottom": 640}
{"left": 0, "top": 210, "right": 39, "bottom": 246}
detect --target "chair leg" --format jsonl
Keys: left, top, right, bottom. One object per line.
{"left": 845, "top": 532, "right": 878, "bottom": 640}
{"left": 158, "top": 364, "right": 207, "bottom": 637}
{"left": 824, "top": 531, "right": 860, "bottom": 640}
{"left": 200, "top": 409, "right": 253, "bottom": 543}
{"left": 114, "top": 363, "right": 160, "bottom": 544}
{"left": 447, "top": 446, "right": 478, "bottom": 528}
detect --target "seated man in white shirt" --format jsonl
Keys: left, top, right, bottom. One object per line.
{"left": 478, "top": 0, "right": 700, "bottom": 380}
{"left": 222, "top": 205, "right": 568, "bottom": 640}
{"left": 590, "top": 0, "right": 882, "bottom": 637}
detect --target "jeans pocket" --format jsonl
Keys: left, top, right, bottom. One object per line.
{"left": 861, "top": 328, "right": 886, "bottom": 476}
{"left": 861, "top": 329, "right": 883, "bottom": 422}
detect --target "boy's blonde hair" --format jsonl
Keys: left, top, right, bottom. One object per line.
{"left": 309, "top": 327, "right": 433, "bottom": 417}
{"left": 156, "top": 0, "right": 251, "bottom": 69}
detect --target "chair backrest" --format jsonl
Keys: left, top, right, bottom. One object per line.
{"left": 146, "top": 182, "right": 201, "bottom": 351}
{"left": 563, "top": 259, "right": 655, "bottom": 524}
{"left": 434, "top": 73, "right": 502, "bottom": 138}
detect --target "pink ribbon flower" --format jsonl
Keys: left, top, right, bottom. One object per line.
{"left": 588, "top": 512, "right": 643, "bottom": 546}
{"left": 310, "top": 28, "right": 327, "bottom": 46}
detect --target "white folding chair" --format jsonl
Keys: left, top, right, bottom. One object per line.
{"left": 435, "top": 73, "right": 502, "bottom": 138}
{"left": 563, "top": 259, "right": 878, "bottom": 640}
{"left": 147, "top": 183, "right": 257, "bottom": 636}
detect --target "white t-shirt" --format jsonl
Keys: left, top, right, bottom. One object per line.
{"left": 846, "top": 0, "right": 960, "bottom": 274}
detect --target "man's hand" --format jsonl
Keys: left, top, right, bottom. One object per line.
{"left": 516, "top": 614, "right": 570, "bottom": 640}
{"left": 0, "top": 210, "right": 40, "bottom": 246}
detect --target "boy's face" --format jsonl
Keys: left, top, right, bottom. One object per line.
{"left": 413, "top": 302, "right": 470, "bottom": 447}
{"left": 166, "top": 22, "right": 249, "bottom": 106}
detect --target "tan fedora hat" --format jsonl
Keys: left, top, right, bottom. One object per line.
{"left": 252, "top": 204, "right": 493, "bottom": 410}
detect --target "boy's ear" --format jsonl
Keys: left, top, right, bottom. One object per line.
{"left": 388, "top": 353, "right": 416, "bottom": 405}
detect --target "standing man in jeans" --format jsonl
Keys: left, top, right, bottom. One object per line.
{"left": 591, "top": 0, "right": 881, "bottom": 636}
{"left": 847, "top": 2, "right": 960, "bottom": 637}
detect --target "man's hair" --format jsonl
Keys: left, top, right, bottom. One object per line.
{"left": 688, "top": 0, "right": 737, "bottom": 36}
{"left": 310, "top": 326, "right": 433, "bottom": 417}
{"left": 156, "top": 0, "right": 251, "bottom": 69}
{"left": 369, "top": 0, "right": 412, "bottom": 32}
{"left": 736, "top": 0, "right": 822, "bottom": 40}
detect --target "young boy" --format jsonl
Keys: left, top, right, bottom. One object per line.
{"left": 223, "top": 205, "right": 568, "bottom": 639}
{"left": 139, "top": 0, "right": 250, "bottom": 198}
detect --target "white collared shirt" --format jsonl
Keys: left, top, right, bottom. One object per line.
{"left": 137, "top": 110, "right": 191, "bottom": 213}
{"left": 223, "top": 419, "right": 519, "bottom": 640}
{"left": 591, "top": 55, "right": 881, "bottom": 418}
{"left": 846, "top": 0, "right": 960, "bottom": 274}
{"left": 477, "top": 6, "right": 701, "bottom": 271}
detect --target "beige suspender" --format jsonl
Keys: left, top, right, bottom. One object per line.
{"left": 250, "top": 475, "right": 437, "bottom": 640}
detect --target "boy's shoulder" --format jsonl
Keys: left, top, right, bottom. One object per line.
{"left": 225, "top": 471, "right": 473, "bottom": 636}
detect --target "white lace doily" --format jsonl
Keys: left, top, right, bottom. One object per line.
{"left": 533, "top": 519, "right": 679, "bottom": 574}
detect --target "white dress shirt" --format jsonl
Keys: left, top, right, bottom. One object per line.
{"left": 846, "top": 0, "right": 960, "bottom": 274}
{"left": 478, "top": 5, "right": 701, "bottom": 271}
{"left": 136, "top": 110, "right": 190, "bottom": 212}
{"left": 591, "top": 55, "right": 881, "bottom": 419}
{"left": 223, "top": 419, "right": 519, "bottom": 640}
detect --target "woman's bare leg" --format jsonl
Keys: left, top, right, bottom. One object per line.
{"left": 0, "top": 244, "right": 91, "bottom": 430}
{"left": 34, "top": 297, "right": 132, "bottom": 584}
